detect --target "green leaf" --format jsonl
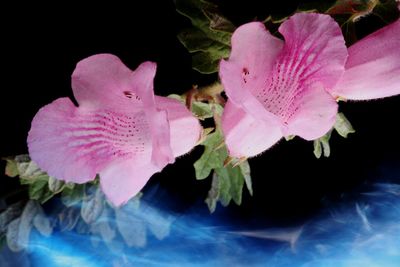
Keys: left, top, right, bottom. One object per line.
{"left": 115, "top": 200, "right": 147, "bottom": 248}
{"left": 6, "top": 201, "right": 40, "bottom": 252}
{"left": 197, "top": 129, "right": 253, "bottom": 212}
{"left": 334, "top": 112, "right": 355, "bottom": 138}
{"left": 58, "top": 207, "right": 81, "bottom": 232}
{"left": 205, "top": 161, "right": 250, "bottom": 212}
{"left": 3, "top": 155, "right": 48, "bottom": 181}
{"left": 48, "top": 176, "right": 65, "bottom": 193}
{"left": 313, "top": 130, "right": 332, "bottom": 158}
{"left": 145, "top": 202, "right": 173, "bottom": 240}
{"left": 61, "top": 184, "right": 85, "bottom": 207}
{"left": 28, "top": 179, "right": 55, "bottom": 204}
{"left": 90, "top": 208, "right": 116, "bottom": 244}
{"left": 81, "top": 186, "right": 104, "bottom": 224}
{"left": 6, "top": 218, "right": 24, "bottom": 252}
{"left": 4, "top": 157, "right": 18, "bottom": 177}
{"left": 176, "top": 0, "right": 234, "bottom": 74}
{"left": 214, "top": 169, "right": 232, "bottom": 206}
{"left": 194, "top": 130, "right": 227, "bottom": 180}
{"left": 2, "top": 155, "right": 62, "bottom": 204}
{"left": 0, "top": 201, "right": 24, "bottom": 234}
{"left": 192, "top": 101, "right": 215, "bottom": 120}
{"left": 32, "top": 205, "right": 53, "bottom": 236}
{"left": 313, "top": 139, "right": 322, "bottom": 159}
{"left": 284, "top": 135, "right": 296, "bottom": 141}
{"left": 239, "top": 160, "right": 253, "bottom": 196}
{"left": 167, "top": 94, "right": 185, "bottom": 103}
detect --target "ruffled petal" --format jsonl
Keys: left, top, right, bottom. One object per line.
{"left": 28, "top": 98, "right": 153, "bottom": 184}
{"left": 72, "top": 54, "right": 143, "bottom": 112}
{"left": 72, "top": 54, "right": 174, "bottom": 169}
{"left": 255, "top": 13, "right": 346, "bottom": 120}
{"left": 219, "top": 22, "right": 284, "bottom": 123}
{"left": 100, "top": 159, "right": 160, "bottom": 207}
{"left": 286, "top": 85, "right": 338, "bottom": 140}
{"left": 220, "top": 60, "right": 283, "bottom": 125}
{"left": 277, "top": 13, "right": 347, "bottom": 90}
{"left": 331, "top": 20, "right": 400, "bottom": 100}
{"left": 155, "top": 96, "right": 202, "bottom": 157}
{"left": 253, "top": 13, "right": 345, "bottom": 139}
{"left": 222, "top": 101, "right": 282, "bottom": 158}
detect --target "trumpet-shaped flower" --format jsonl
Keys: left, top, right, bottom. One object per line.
{"left": 331, "top": 19, "right": 400, "bottom": 100}
{"left": 28, "top": 54, "right": 201, "bottom": 206}
{"left": 220, "top": 13, "right": 400, "bottom": 158}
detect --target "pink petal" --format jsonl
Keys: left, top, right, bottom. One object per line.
{"left": 28, "top": 98, "right": 153, "bottom": 183}
{"left": 220, "top": 13, "right": 346, "bottom": 151}
{"left": 100, "top": 159, "right": 160, "bottom": 207}
{"left": 222, "top": 100, "right": 282, "bottom": 158}
{"left": 254, "top": 13, "right": 346, "bottom": 139}
{"left": 155, "top": 96, "right": 202, "bottom": 157}
{"left": 28, "top": 54, "right": 201, "bottom": 205}
{"left": 219, "top": 22, "right": 284, "bottom": 123}
{"left": 331, "top": 20, "right": 400, "bottom": 100}
{"left": 286, "top": 85, "right": 338, "bottom": 140}
{"left": 72, "top": 54, "right": 143, "bottom": 112}
{"left": 72, "top": 54, "right": 174, "bottom": 169}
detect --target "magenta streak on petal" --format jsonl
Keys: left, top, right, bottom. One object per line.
{"left": 28, "top": 98, "right": 153, "bottom": 185}
{"left": 255, "top": 13, "right": 346, "bottom": 126}
{"left": 220, "top": 13, "right": 347, "bottom": 157}
{"left": 332, "top": 19, "right": 400, "bottom": 100}
{"left": 28, "top": 54, "right": 201, "bottom": 206}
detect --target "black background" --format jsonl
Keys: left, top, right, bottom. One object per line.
{"left": 1, "top": 1, "right": 400, "bottom": 226}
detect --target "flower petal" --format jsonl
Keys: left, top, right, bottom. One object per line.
{"left": 255, "top": 13, "right": 346, "bottom": 121}
{"left": 72, "top": 54, "right": 174, "bottom": 169}
{"left": 278, "top": 13, "right": 347, "bottom": 90}
{"left": 222, "top": 100, "right": 282, "bottom": 158}
{"left": 28, "top": 98, "right": 153, "bottom": 183}
{"left": 286, "top": 85, "right": 338, "bottom": 140}
{"left": 100, "top": 159, "right": 160, "bottom": 207}
{"left": 155, "top": 96, "right": 202, "bottom": 157}
{"left": 220, "top": 13, "right": 347, "bottom": 151}
{"left": 219, "top": 22, "right": 284, "bottom": 123}
{"left": 72, "top": 54, "right": 144, "bottom": 112}
{"left": 331, "top": 20, "right": 400, "bottom": 100}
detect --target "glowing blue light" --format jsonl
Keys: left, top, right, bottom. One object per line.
{"left": 2, "top": 183, "right": 400, "bottom": 266}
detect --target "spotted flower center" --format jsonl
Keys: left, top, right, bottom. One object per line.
{"left": 65, "top": 110, "right": 151, "bottom": 165}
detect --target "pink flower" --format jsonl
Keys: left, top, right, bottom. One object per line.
{"left": 220, "top": 13, "right": 400, "bottom": 158}
{"left": 28, "top": 54, "right": 201, "bottom": 206}
{"left": 331, "top": 19, "right": 400, "bottom": 100}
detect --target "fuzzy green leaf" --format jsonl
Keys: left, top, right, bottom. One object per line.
{"left": 176, "top": 0, "right": 234, "bottom": 74}
{"left": 115, "top": 200, "right": 147, "bottom": 248}
{"left": 192, "top": 101, "right": 215, "bottom": 120}
{"left": 239, "top": 160, "right": 253, "bottom": 196}
{"left": 58, "top": 207, "right": 81, "bottom": 232}
{"left": 48, "top": 176, "right": 65, "bottom": 193}
{"left": 194, "top": 130, "right": 227, "bottom": 180}
{"left": 4, "top": 157, "right": 18, "bottom": 177}
{"left": 28, "top": 179, "right": 55, "bottom": 204}
{"left": 0, "top": 202, "right": 24, "bottom": 234}
{"left": 334, "top": 112, "right": 355, "bottom": 138}
{"left": 314, "top": 130, "right": 332, "bottom": 158}
{"left": 81, "top": 187, "right": 104, "bottom": 224}
{"left": 32, "top": 205, "right": 52, "bottom": 236}
{"left": 6, "top": 201, "right": 40, "bottom": 252}
{"left": 313, "top": 139, "right": 323, "bottom": 159}
{"left": 61, "top": 184, "right": 85, "bottom": 207}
